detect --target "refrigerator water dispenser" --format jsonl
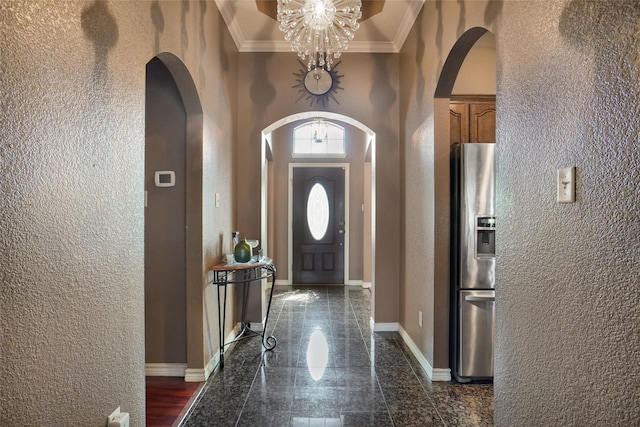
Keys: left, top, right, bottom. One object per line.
{"left": 475, "top": 216, "right": 495, "bottom": 258}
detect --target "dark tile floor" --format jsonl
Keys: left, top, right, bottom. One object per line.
{"left": 182, "top": 286, "right": 493, "bottom": 426}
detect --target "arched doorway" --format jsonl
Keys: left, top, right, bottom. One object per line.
{"left": 433, "top": 27, "right": 497, "bottom": 380}
{"left": 144, "top": 53, "right": 204, "bottom": 380}
{"left": 260, "top": 112, "right": 376, "bottom": 301}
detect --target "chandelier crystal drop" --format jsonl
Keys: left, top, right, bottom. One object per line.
{"left": 277, "top": 0, "right": 362, "bottom": 71}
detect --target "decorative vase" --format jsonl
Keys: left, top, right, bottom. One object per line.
{"left": 234, "top": 239, "right": 252, "bottom": 263}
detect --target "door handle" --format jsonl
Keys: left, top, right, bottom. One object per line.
{"left": 464, "top": 295, "right": 495, "bottom": 302}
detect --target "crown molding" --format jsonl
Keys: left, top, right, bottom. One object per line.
{"left": 215, "top": 0, "right": 246, "bottom": 51}
{"left": 394, "top": 0, "right": 425, "bottom": 51}
{"left": 217, "top": 0, "right": 424, "bottom": 54}
{"left": 239, "top": 40, "right": 400, "bottom": 54}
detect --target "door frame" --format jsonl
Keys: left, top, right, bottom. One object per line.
{"left": 288, "top": 163, "right": 350, "bottom": 285}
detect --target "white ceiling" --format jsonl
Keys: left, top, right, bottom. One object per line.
{"left": 215, "top": 0, "right": 426, "bottom": 53}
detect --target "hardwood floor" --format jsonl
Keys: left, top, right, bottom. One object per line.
{"left": 146, "top": 377, "right": 204, "bottom": 427}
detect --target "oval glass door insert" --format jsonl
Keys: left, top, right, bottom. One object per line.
{"left": 307, "top": 183, "right": 330, "bottom": 240}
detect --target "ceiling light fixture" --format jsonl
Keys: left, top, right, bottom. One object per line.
{"left": 277, "top": 0, "right": 362, "bottom": 71}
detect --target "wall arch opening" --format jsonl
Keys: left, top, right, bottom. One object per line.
{"left": 432, "top": 27, "right": 497, "bottom": 379}
{"left": 144, "top": 52, "right": 204, "bottom": 381}
{"left": 260, "top": 111, "right": 376, "bottom": 294}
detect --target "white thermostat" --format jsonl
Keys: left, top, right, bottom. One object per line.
{"left": 154, "top": 171, "right": 175, "bottom": 187}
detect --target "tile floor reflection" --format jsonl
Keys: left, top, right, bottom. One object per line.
{"left": 182, "top": 286, "right": 493, "bottom": 426}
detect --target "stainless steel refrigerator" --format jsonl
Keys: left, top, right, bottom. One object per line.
{"left": 450, "top": 143, "right": 496, "bottom": 382}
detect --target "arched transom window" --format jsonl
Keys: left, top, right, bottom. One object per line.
{"left": 293, "top": 120, "right": 346, "bottom": 157}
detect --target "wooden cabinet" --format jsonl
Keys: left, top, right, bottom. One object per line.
{"left": 450, "top": 96, "right": 496, "bottom": 144}
{"left": 450, "top": 102, "right": 470, "bottom": 144}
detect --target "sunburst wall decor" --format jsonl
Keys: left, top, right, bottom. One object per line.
{"left": 293, "top": 59, "right": 343, "bottom": 108}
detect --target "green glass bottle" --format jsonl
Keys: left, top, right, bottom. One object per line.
{"left": 234, "top": 239, "right": 252, "bottom": 263}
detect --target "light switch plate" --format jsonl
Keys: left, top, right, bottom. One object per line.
{"left": 107, "top": 407, "right": 120, "bottom": 425}
{"left": 557, "top": 167, "right": 575, "bottom": 203}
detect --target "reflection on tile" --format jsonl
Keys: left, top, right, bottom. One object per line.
{"left": 291, "top": 387, "right": 342, "bottom": 418}
{"left": 181, "top": 286, "right": 493, "bottom": 426}
{"left": 291, "top": 416, "right": 341, "bottom": 427}
{"left": 341, "top": 411, "right": 393, "bottom": 426}
{"left": 338, "top": 385, "right": 387, "bottom": 412}
{"left": 243, "top": 385, "right": 294, "bottom": 413}
{"left": 262, "top": 349, "right": 301, "bottom": 368}
{"left": 253, "top": 366, "right": 296, "bottom": 388}
{"left": 237, "top": 410, "right": 291, "bottom": 427}
{"left": 295, "top": 366, "right": 338, "bottom": 387}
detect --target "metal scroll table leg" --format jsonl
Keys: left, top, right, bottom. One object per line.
{"left": 261, "top": 265, "right": 277, "bottom": 351}
{"left": 239, "top": 271, "right": 251, "bottom": 336}
{"left": 217, "top": 281, "right": 228, "bottom": 369}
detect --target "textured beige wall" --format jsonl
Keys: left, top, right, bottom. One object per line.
{"left": 237, "top": 52, "right": 400, "bottom": 322}
{"left": 400, "top": 0, "right": 497, "bottom": 371}
{"left": 495, "top": 1, "right": 639, "bottom": 424}
{"left": 402, "top": 0, "right": 639, "bottom": 424}
{"left": 363, "top": 162, "right": 372, "bottom": 283}
{"left": 0, "top": 1, "right": 237, "bottom": 425}
{"left": 4, "top": 1, "right": 637, "bottom": 425}
{"left": 452, "top": 32, "right": 496, "bottom": 95}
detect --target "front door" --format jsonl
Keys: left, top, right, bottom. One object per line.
{"left": 292, "top": 167, "right": 345, "bottom": 284}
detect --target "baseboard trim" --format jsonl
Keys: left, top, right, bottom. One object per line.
{"left": 184, "top": 367, "right": 208, "bottom": 383}
{"left": 250, "top": 319, "right": 264, "bottom": 332}
{"left": 184, "top": 325, "right": 240, "bottom": 382}
{"left": 274, "top": 279, "right": 290, "bottom": 287}
{"left": 145, "top": 363, "right": 187, "bottom": 377}
{"left": 348, "top": 280, "right": 363, "bottom": 287}
{"left": 398, "top": 325, "right": 451, "bottom": 382}
{"left": 370, "top": 318, "right": 400, "bottom": 332}
{"left": 362, "top": 282, "right": 372, "bottom": 289}
{"left": 431, "top": 368, "right": 452, "bottom": 382}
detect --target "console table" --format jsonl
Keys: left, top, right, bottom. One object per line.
{"left": 209, "top": 258, "right": 277, "bottom": 369}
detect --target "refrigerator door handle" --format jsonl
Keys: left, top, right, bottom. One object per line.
{"left": 464, "top": 295, "right": 495, "bottom": 302}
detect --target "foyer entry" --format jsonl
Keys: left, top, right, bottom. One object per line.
{"left": 292, "top": 166, "right": 346, "bottom": 284}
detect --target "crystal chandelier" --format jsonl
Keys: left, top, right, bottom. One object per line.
{"left": 277, "top": 0, "right": 362, "bottom": 71}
